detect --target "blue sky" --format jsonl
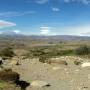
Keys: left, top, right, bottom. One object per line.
{"left": 0, "top": 0, "right": 90, "bottom": 36}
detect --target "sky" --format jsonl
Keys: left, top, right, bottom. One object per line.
{"left": 0, "top": 0, "right": 90, "bottom": 36}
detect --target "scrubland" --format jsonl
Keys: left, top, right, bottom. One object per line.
{"left": 0, "top": 36, "right": 90, "bottom": 90}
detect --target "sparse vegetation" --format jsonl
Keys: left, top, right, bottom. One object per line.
{"left": 0, "top": 69, "right": 30, "bottom": 90}
{"left": 0, "top": 69, "right": 20, "bottom": 82}
{"left": 0, "top": 35, "right": 90, "bottom": 90}
{"left": 0, "top": 80, "right": 14, "bottom": 90}
{"left": 75, "top": 45, "right": 90, "bottom": 55}
{"left": 74, "top": 61, "right": 81, "bottom": 65}
{"left": 0, "top": 81, "right": 7, "bottom": 89}
{"left": 39, "top": 55, "right": 50, "bottom": 63}
{"left": 0, "top": 47, "right": 15, "bottom": 58}
{"left": 26, "top": 47, "right": 74, "bottom": 58}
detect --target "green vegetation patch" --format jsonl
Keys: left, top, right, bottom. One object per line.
{"left": 0, "top": 81, "right": 9, "bottom": 89}
{"left": 75, "top": 45, "right": 90, "bottom": 55}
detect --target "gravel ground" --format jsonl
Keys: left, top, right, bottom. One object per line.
{"left": 4, "top": 56, "right": 90, "bottom": 90}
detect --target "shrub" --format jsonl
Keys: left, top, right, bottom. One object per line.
{"left": 32, "top": 50, "right": 46, "bottom": 57}
{"left": 39, "top": 55, "right": 50, "bottom": 63}
{"left": 75, "top": 46, "right": 90, "bottom": 55}
{"left": 74, "top": 61, "right": 81, "bottom": 65}
{"left": 0, "top": 69, "right": 20, "bottom": 82}
{"left": 15, "top": 80, "right": 30, "bottom": 90}
{"left": 57, "top": 50, "right": 74, "bottom": 56}
{"left": 0, "top": 47, "right": 15, "bottom": 58}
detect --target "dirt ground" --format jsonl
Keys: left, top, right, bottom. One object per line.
{"left": 3, "top": 56, "right": 90, "bottom": 90}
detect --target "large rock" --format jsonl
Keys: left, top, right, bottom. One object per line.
{"left": 10, "top": 60, "right": 19, "bottom": 65}
{"left": 48, "top": 59, "right": 68, "bottom": 65}
{"left": 81, "top": 62, "right": 90, "bottom": 68}
{"left": 31, "top": 80, "right": 50, "bottom": 87}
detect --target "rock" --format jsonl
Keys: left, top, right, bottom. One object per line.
{"left": 10, "top": 60, "right": 20, "bottom": 65}
{"left": 31, "top": 80, "right": 50, "bottom": 87}
{"left": 48, "top": 59, "right": 68, "bottom": 65}
{"left": 75, "top": 69, "right": 79, "bottom": 72}
{"left": 88, "top": 74, "right": 90, "bottom": 79}
{"left": 52, "top": 67, "right": 61, "bottom": 70}
{"left": 81, "top": 62, "right": 90, "bottom": 68}
{"left": 0, "top": 57, "right": 2, "bottom": 60}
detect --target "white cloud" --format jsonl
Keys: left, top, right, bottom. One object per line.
{"left": 13, "top": 30, "right": 21, "bottom": 34}
{"left": 64, "top": 0, "right": 70, "bottom": 3}
{"left": 40, "top": 26, "right": 50, "bottom": 35}
{"left": 81, "top": 0, "right": 90, "bottom": 4}
{"left": 64, "top": 0, "right": 90, "bottom": 4}
{"left": 52, "top": 7, "right": 60, "bottom": 12}
{"left": 82, "top": 32, "right": 90, "bottom": 36}
{"left": 35, "top": 0, "right": 48, "bottom": 4}
{"left": 0, "top": 20, "right": 16, "bottom": 28}
{"left": 0, "top": 11, "right": 35, "bottom": 18}
{"left": 61, "top": 25, "right": 90, "bottom": 36}
{"left": 25, "top": 0, "right": 90, "bottom": 5}
{"left": 40, "top": 26, "right": 58, "bottom": 35}
{"left": 0, "top": 31, "right": 2, "bottom": 34}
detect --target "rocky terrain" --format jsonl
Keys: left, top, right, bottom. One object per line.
{"left": 1, "top": 56, "right": 90, "bottom": 90}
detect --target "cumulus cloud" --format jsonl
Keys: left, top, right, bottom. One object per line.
{"left": 0, "top": 20, "right": 16, "bottom": 28}
{"left": 0, "top": 11, "right": 35, "bottom": 18}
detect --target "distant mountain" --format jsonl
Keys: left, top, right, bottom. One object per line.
{"left": 0, "top": 34, "right": 90, "bottom": 49}
{"left": 28, "top": 35, "right": 90, "bottom": 41}
{"left": 0, "top": 32, "right": 90, "bottom": 41}
{"left": 0, "top": 31, "right": 21, "bottom": 36}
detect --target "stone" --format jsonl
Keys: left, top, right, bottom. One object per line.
{"left": 81, "top": 62, "right": 90, "bottom": 68}
{"left": 52, "top": 67, "right": 61, "bottom": 70}
{"left": 31, "top": 80, "right": 50, "bottom": 87}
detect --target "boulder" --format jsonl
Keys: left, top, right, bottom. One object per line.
{"left": 81, "top": 62, "right": 90, "bottom": 68}
{"left": 10, "top": 60, "right": 20, "bottom": 65}
{"left": 31, "top": 80, "right": 50, "bottom": 87}
{"left": 48, "top": 59, "right": 68, "bottom": 65}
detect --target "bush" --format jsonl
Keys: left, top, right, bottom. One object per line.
{"left": 0, "top": 69, "right": 20, "bottom": 82}
{"left": 56, "top": 50, "right": 74, "bottom": 56}
{"left": 39, "top": 55, "right": 50, "bottom": 63}
{"left": 75, "top": 46, "right": 90, "bottom": 55}
{"left": 74, "top": 61, "right": 81, "bottom": 65}
{"left": 0, "top": 47, "right": 15, "bottom": 58}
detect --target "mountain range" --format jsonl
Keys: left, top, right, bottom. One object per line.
{"left": 0, "top": 31, "right": 90, "bottom": 41}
